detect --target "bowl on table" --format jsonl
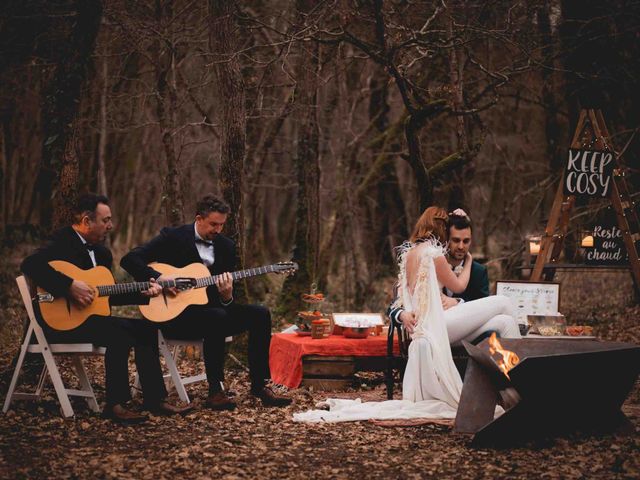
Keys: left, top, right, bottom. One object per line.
{"left": 342, "top": 326, "right": 372, "bottom": 339}
{"left": 527, "top": 314, "right": 566, "bottom": 336}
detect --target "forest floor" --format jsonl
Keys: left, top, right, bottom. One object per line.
{"left": 0, "top": 250, "right": 639, "bottom": 479}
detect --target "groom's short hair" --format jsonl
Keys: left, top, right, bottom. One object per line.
{"left": 448, "top": 213, "right": 472, "bottom": 232}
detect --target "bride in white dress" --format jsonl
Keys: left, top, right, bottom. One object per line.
{"left": 293, "top": 207, "right": 519, "bottom": 423}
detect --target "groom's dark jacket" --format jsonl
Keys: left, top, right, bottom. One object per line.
{"left": 455, "top": 260, "right": 489, "bottom": 302}
{"left": 120, "top": 223, "right": 236, "bottom": 307}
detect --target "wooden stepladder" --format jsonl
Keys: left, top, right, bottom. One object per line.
{"left": 531, "top": 109, "right": 640, "bottom": 292}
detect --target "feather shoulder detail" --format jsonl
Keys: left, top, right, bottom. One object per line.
{"left": 390, "top": 241, "right": 413, "bottom": 310}
{"left": 391, "top": 239, "right": 446, "bottom": 311}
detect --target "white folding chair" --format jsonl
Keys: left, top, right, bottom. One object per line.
{"left": 3, "top": 276, "right": 105, "bottom": 418}
{"left": 135, "top": 331, "right": 232, "bottom": 404}
{"left": 159, "top": 332, "right": 208, "bottom": 403}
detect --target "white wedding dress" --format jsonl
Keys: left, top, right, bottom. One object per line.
{"left": 293, "top": 241, "right": 465, "bottom": 423}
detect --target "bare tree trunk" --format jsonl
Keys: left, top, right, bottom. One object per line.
{"left": 155, "top": 0, "right": 184, "bottom": 227}
{"left": 538, "top": 0, "right": 563, "bottom": 173}
{"left": 404, "top": 114, "right": 432, "bottom": 211}
{"left": 209, "top": 0, "right": 248, "bottom": 299}
{"left": 53, "top": 126, "right": 81, "bottom": 229}
{"left": 279, "top": 2, "right": 321, "bottom": 317}
{"left": 125, "top": 153, "right": 143, "bottom": 250}
{"left": 447, "top": 10, "right": 469, "bottom": 210}
{"left": 0, "top": 121, "right": 6, "bottom": 236}
{"left": 245, "top": 92, "right": 294, "bottom": 266}
{"left": 35, "top": 0, "right": 102, "bottom": 230}
{"left": 368, "top": 63, "right": 406, "bottom": 270}
{"left": 97, "top": 46, "right": 109, "bottom": 197}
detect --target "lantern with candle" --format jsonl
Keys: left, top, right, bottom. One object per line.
{"left": 574, "top": 228, "right": 595, "bottom": 263}
{"left": 528, "top": 235, "right": 541, "bottom": 255}
{"left": 525, "top": 235, "right": 542, "bottom": 267}
{"left": 581, "top": 230, "right": 594, "bottom": 248}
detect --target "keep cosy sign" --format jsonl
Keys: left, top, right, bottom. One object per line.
{"left": 564, "top": 149, "right": 615, "bottom": 198}
{"left": 585, "top": 220, "right": 627, "bottom": 265}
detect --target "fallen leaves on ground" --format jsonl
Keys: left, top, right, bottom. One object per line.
{"left": 1, "top": 291, "right": 639, "bottom": 478}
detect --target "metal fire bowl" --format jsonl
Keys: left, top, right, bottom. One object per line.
{"left": 454, "top": 338, "right": 640, "bottom": 446}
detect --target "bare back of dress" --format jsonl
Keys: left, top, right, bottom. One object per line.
{"left": 396, "top": 241, "right": 462, "bottom": 413}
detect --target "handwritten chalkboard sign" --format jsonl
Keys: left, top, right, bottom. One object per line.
{"left": 585, "top": 216, "right": 628, "bottom": 265}
{"left": 495, "top": 281, "right": 560, "bottom": 326}
{"left": 564, "top": 149, "right": 615, "bottom": 198}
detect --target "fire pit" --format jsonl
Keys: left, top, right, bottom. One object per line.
{"left": 453, "top": 337, "right": 640, "bottom": 446}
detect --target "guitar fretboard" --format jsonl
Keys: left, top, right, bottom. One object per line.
{"left": 197, "top": 265, "right": 279, "bottom": 289}
{"left": 96, "top": 280, "right": 178, "bottom": 297}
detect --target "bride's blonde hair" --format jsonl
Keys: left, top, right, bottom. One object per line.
{"left": 410, "top": 206, "right": 448, "bottom": 243}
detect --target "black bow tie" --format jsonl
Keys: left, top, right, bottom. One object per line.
{"left": 85, "top": 244, "right": 96, "bottom": 252}
{"left": 196, "top": 238, "right": 213, "bottom": 247}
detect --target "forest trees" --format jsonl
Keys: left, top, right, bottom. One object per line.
{"left": 0, "top": 0, "right": 638, "bottom": 313}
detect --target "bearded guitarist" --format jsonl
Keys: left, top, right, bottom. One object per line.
{"left": 21, "top": 193, "right": 191, "bottom": 422}
{"left": 120, "top": 195, "right": 291, "bottom": 410}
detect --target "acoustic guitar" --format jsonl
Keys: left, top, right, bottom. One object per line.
{"left": 139, "top": 261, "right": 298, "bottom": 322}
{"left": 36, "top": 260, "right": 196, "bottom": 331}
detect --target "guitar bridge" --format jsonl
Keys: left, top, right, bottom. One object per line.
{"left": 35, "top": 293, "right": 55, "bottom": 303}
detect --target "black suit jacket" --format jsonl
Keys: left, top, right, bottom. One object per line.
{"left": 20, "top": 226, "right": 143, "bottom": 308}
{"left": 120, "top": 224, "right": 236, "bottom": 307}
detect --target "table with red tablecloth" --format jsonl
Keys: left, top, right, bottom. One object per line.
{"left": 269, "top": 333, "right": 400, "bottom": 388}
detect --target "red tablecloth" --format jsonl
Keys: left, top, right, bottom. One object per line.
{"left": 269, "top": 333, "right": 400, "bottom": 388}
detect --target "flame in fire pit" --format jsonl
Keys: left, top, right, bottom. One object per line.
{"left": 488, "top": 333, "right": 520, "bottom": 379}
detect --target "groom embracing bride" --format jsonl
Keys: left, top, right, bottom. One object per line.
{"left": 294, "top": 207, "right": 521, "bottom": 423}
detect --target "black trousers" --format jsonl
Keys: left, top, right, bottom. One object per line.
{"left": 39, "top": 314, "right": 168, "bottom": 408}
{"left": 160, "top": 303, "right": 272, "bottom": 393}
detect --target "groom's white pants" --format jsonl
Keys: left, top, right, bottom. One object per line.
{"left": 445, "top": 295, "right": 521, "bottom": 345}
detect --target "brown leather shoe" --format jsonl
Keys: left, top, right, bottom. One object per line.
{"left": 103, "top": 404, "right": 148, "bottom": 423}
{"left": 205, "top": 392, "right": 237, "bottom": 411}
{"left": 146, "top": 401, "right": 194, "bottom": 416}
{"left": 254, "top": 386, "right": 292, "bottom": 407}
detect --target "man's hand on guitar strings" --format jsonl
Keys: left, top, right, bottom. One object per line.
{"left": 69, "top": 279, "right": 95, "bottom": 308}
{"left": 215, "top": 272, "right": 233, "bottom": 303}
{"left": 142, "top": 278, "right": 162, "bottom": 298}
{"left": 157, "top": 274, "right": 179, "bottom": 297}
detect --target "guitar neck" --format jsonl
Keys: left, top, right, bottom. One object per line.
{"left": 197, "top": 265, "right": 279, "bottom": 288}
{"left": 96, "top": 280, "right": 178, "bottom": 297}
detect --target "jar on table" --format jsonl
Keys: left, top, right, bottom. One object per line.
{"left": 311, "top": 319, "right": 331, "bottom": 339}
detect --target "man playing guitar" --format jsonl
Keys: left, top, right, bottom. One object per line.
{"left": 21, "top": 193, "right": 191, "bottom": 422}
{"left": 121, "top": 195, "right": 291, "bottom": 410}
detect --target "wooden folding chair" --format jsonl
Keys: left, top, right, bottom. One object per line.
{"left": 3, "top": 276, "right": 105, "bottom": 418}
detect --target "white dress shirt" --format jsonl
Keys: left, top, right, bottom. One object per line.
{"left": 194, "top": 223, "right": 215, "bottom": 267}
{"left": 75, "top": 231, "right": 97, "bottom": 267}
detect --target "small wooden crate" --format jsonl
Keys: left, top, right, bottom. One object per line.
{"left": 300, "top": 355, "right": 389, "bottom": 391}
{"left": 301, "top": 355, "right": 356, "bottom": 391}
